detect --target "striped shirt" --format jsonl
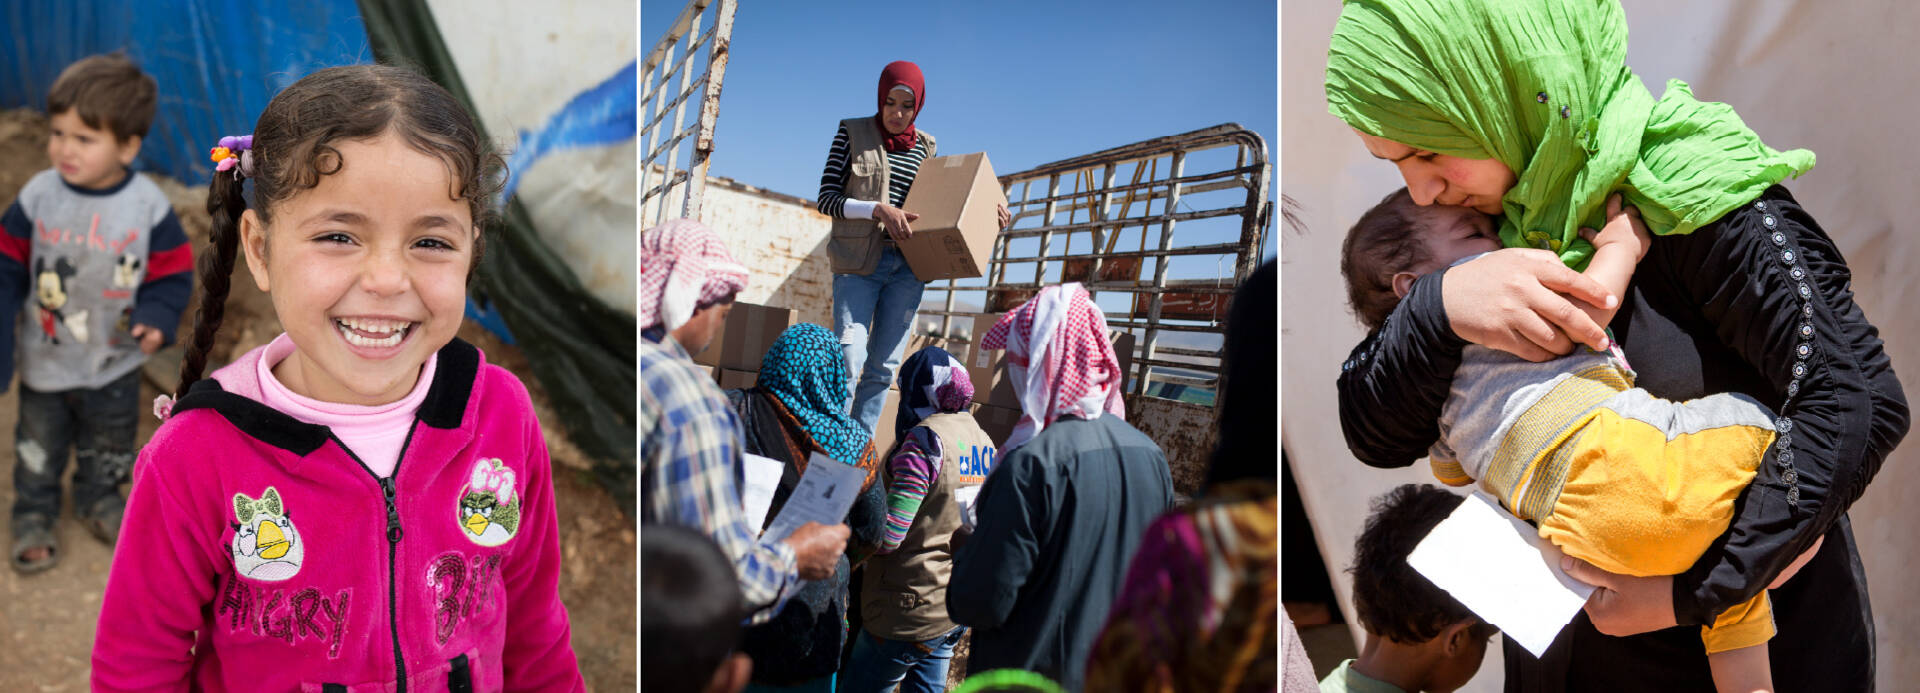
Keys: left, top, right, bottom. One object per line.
{"left": 878, "top": 427, "right": 942, "bottom": 553}
{"left": 641, "top": 333, "right": 800, "bottom": 624}
{"left": 816, "top": 122, "right": 931, "bottom": 219}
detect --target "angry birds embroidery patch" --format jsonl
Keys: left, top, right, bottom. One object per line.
{"left": 457, "top": 458, "right": 521, "bottom": 547}
{"left": 231, "top": 487, "right": 304, "bottom": 582}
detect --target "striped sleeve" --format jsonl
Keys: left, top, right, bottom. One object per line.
{"left": 878, "top": 426, "right": 941, "bottom": 554}
{"left": 817, "top": 124, "right": 858, "bottom": 218}
{"left": 130, "top": 209, "right": 193, "bottom": 345}
{"left": 0, "top": 202, "right": 27, "bottom": 388}
{"left": 882, "top": 139, "right": 930, "bottom": 208}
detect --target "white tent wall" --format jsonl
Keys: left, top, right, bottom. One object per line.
{"left": 426, "top": 0, "right": 638, "bottom": 315}
{"left": 1284, "top": 2, "right": 1920, "bottom": 690}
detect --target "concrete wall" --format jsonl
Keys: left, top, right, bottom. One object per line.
{"left": 688, "top": 176, "right": 837, "bottom": 329}
{"left": 1286, "top": 2, "right": 1920, "bottom": 690}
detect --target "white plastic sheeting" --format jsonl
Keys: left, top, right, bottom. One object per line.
{"left": 427, "top": 0, "right": 638, "bottom": 315}
{"left": 1285, "top": 2, "right": 1920, "bottom": 690}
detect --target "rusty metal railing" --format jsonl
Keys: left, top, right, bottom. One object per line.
{"left": 917, "top": 124, "right": 1271, "bottom": 400}
{"left": 640, "top": 0, "right": 736, "bottom": 226}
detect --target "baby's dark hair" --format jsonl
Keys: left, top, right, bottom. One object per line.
{"left": 1340, "top": 187, "right": 1428, "bottom": 331}
{"left": 46, "top": 53, "right": 157, "bottom": 142}
{"left": 641, "top": 524, "right": 744, "bottom": 693}
{"left": 178, "top": 64, "right": 505, "bottom": 397}
{"left": 1349, "top": 484, "right": 1478, "bottom": 644}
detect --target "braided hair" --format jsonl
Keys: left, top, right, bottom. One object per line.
{"left": 177, "top": 65, "right": 503, "bottom": 397}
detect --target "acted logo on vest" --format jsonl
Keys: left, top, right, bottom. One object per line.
{"left": 956, "top": 442, "right": 996, "bottom": 485}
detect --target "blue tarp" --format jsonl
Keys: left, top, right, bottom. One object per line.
{"left": 1, "top": 1, "right": 371, "bottom": 186}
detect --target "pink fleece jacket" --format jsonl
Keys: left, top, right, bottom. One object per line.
{"left": 93, "top": 338, "right": 584, "bottom": 693}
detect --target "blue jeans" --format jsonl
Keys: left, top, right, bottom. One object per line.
{"left": 837, "top": 626, "right": 966, "bottom": 693}
{"left": 11, "top": 369, "right": 139, "bottom": 523}
{"left": 833, "top": 246, "right": 925, "bottom": 434}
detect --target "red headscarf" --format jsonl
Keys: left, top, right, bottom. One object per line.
{"left": 874, "top": 60, "right": 925, "bottom": 153}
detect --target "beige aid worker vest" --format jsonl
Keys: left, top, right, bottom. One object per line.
{"left": 860, "top": 411, "right": 993, "bottom": 641}
{"left": 827, "top": 116, "right": 937, "bottom": 276}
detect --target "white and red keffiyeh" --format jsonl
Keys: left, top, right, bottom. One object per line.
{"left": 639, "top": 219, "right": 749, "bottom": 332}
{"left": 980, "top": 283, "right": 1126, "bottom": 453}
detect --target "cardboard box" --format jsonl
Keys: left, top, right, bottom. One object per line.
{"left": 715, "top": 368, "right": 758, "bottom": 390}
{"left": 972, "top": 404, "right": 1024, "bottom": 446}
{"left": 962, "top": 313, "right": 1020, "bottom": 409}
{"left": 899, "top": 152, "right": 1007, "bottom": 281}
{"left": 694, "top": 302, "right": 794, "bottom": 371}
{"left": 1111, "top": 330, "right": 1136, "bottom": 392}
{"left": 873, "top": 389, "right": 904, "bottom": 454}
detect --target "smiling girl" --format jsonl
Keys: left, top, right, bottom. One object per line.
{"left": 90, "top": 65, "right": 583, "bottom": 692}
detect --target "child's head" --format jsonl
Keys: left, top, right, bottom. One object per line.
{"left": 179, "top": 64, "right": 503, "bottom": 405}
{"left": 641, "top": 524, "right": 751, "bottom": 693}
{"left": 45, "top": 53, "right": 156, "bottom": 190}
{"left": 1340, "top": 188, "right": 1500, "bottom": 330}
{"left": 1350, "top": 484, "right": 1495, "bottom": 692}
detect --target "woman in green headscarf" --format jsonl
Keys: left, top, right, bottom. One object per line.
{"left": 1325, "top": 1, "right": 1908, "bottom": 691}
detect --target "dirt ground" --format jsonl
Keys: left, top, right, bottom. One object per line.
{"left": 0, "top": 109, "right": 634, "bottom": 691}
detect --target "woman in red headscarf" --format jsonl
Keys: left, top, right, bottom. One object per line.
{"left": 815, "top": 61, "right": 1012, "bottom": 439}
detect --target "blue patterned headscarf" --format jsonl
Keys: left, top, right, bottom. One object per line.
{"left": 894, "top": 346, "right": 974, "bottom": 440}
{"left": 757, "top": 323, "right": 871, "bottom": 465}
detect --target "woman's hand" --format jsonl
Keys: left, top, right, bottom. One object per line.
{"left": 1441, "top": 248, "right": 1616, "bottom": 361}
{"left": 997, "top": 201, "right": 1013, "bottom": 229}
{"left": 875, "top": 204, "right": 920, "bottom": 242}
{"left": 1560, "top": 556, "right": 1678, "bottom": 636}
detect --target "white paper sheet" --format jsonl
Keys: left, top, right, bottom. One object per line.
{"left": 1407, "top": 491, "right": 1597, "bottom": 658}
{"left": 740, "top": 453, "right": 784, "bottom": 533}
{"left": 953, "top": 485, "right": 982, "bottom": 529}
{"left": 761, "top": 452, "right": 865, "bottom": 542}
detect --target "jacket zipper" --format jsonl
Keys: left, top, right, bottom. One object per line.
{"left": 381, "top": 475, "right": 406, "bottom": 692}
{"left": 336, "top": 422, "right": 421, "bottom": 693}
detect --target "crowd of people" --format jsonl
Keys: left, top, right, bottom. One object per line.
{"left": 639, "top": 56, "right": 1286, "bottom": 693}
{"left": 640, "top": 211, "right": 1278, "bottom": 692}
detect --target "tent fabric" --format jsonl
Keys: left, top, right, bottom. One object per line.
{"left": 360, "top": 0, "right": 638, "bottom": 513}
{"left": 0, "top": 1, "right": 370, "bottom": 185}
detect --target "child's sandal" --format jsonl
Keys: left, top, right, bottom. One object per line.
{"left": 9, "top": 513, "right": 59, "bottom": 574}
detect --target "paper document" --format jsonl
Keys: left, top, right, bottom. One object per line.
{"left": 739, "top": 453, "right": 784, "bottom": 533}
{"left": 761, "top": 452, "right": 865, "bottom": 542}
{"left": 953, "top": 485, "right": 982, "bottom": 528}
{"left": 1407, "top": 491, "right": 1596, "bottom": 658}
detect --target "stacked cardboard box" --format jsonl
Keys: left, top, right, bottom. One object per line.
{"left": 715, "top": 369, "right": 758, "bottom": 390}
{"left": 971, "top": 402, "right": 1023, "bottom": 446}
{"left": 693, "top": 302, "right": 794, "bottom": 372}
{"left": 873, "top": 389, "right": 904, "bottom": 455}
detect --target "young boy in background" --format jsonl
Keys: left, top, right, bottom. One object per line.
{"left": 1321, "top": 484, "right": 1496, "bottom": 693}
{"left": 2, "top": 53, "right": 192, "bottom": 573}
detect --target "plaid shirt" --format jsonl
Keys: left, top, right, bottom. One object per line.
{"left": 641, "top": 334, "right": 798, "bottom": 623}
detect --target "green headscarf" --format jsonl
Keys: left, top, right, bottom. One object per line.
{"left": 1326, "top": 0, "right": 1814, "bottom": 268}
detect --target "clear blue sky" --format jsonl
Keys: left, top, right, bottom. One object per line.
{"left": 642, "top": 0, "right": 1278, "bottom": 264}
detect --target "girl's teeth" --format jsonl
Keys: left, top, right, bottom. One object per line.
{"left": 336, "top": 320, "right": 408, "bottom": 348}
{"left": 339, "top": 317, "right": 404, "bottom": 334}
